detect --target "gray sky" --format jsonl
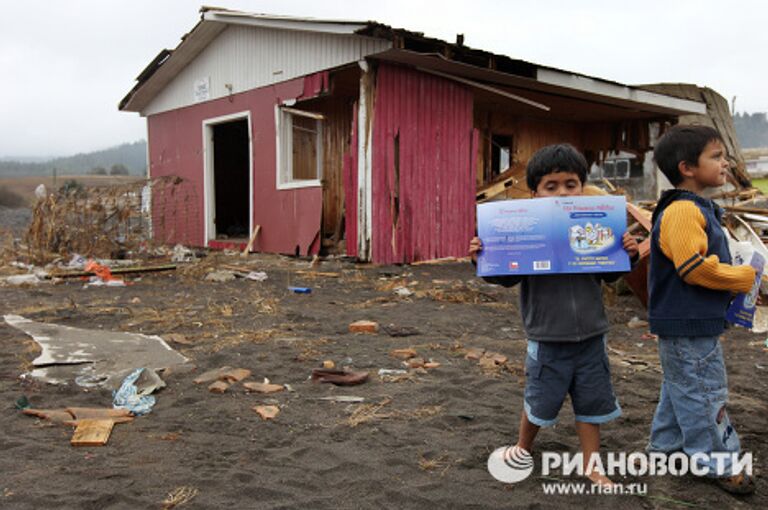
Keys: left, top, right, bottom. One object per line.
{"left": 2, "top": 0, "right": 766, "bottom": 157}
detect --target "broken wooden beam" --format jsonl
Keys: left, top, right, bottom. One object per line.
{"left": 476, "top": 174, "right": 519, "bottom": 203}
{"left": 411, "top": 256, "right": 469, "bottom": 265}
{"left": 49, "top": 264, "right": 177, "bottom": 279}
{"left": 724, "top": 205, "right": 768, "bottom": 215}
{"left": 241, "top": 225, "right": 261, "bottom": 256}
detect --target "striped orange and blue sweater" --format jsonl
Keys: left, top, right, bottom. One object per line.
{"left": 648, "top": 189, "right": 755, "bottom": 337}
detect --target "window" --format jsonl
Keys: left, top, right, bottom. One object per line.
{"left": 629, "top": 160, "right": 644, "bottom": 178}
{"left": 615, "top": 160, "right": 630, "bottom": 179}
{"left": 490, "top": 134, "right": 513, "bottom": 178}
{"left": 600, "top": 159, "right": 630, "bottom": 180}
{"left": 277, "top": 107, "right": 323, "bottom": 188}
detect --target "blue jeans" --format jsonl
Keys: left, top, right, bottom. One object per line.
{"left": 649, "top": 336, "right": 740, "bottom": 476}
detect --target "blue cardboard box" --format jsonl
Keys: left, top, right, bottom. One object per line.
{"left": 476, "top": 196, "right": 631, "bottom": 276}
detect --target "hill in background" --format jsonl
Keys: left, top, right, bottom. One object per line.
{"left": 0, "top": 140, "right": 147, "bottom": 177}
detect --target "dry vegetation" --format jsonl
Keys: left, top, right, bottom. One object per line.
{"left": 0, "top": 175, "right": 142, "bottom": 206}
{"left": 20, "top": 175, "right": 193, "bottom": 264}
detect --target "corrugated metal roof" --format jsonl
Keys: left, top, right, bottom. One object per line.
{"left": 200, "top": 7, "right": 373, "bottom": 31}
{"left": 119, "top": 7, "right": 706, "bottom": 116}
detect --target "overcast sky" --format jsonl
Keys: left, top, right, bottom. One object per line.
{"left": 2, "top": 0, "right": 767, "bottom": 158}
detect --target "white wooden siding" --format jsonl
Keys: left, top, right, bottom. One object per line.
{"left": 144, "top": 26, "right": 391, "bottom": 116}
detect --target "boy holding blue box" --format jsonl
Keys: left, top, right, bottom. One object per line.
{"left": 470, "top": 144, "right": 638, "bottom": 485}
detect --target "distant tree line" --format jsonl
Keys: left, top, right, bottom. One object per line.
{"left": 88, "top": 164, "right": 130, "bottom": 176}
{"left": 734, "top": 112, "right": 768, "bottom": 149}
{"left": 0, "top": 140, "right": 147, "bottom": 177}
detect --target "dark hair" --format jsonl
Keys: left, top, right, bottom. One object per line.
{"left": 526, "top": 144, "right": 588, "bottom": 191}
{"left": 653, "top": 125, "right": 724, "bottom": 185}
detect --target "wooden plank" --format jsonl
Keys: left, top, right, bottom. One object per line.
{"left": 411, "top": 256, "right": 469, "bottom": 265}
{"left": 66, "top": 407, "right": 133, "bottom": 425}
{"left": 50, "top": 264, "right": 177, "bottom": 279}
{"left": 23, "top": 408, "right": 75, "bottom": 423}
{"left": 725, "top": 205, "right": 768, "bottom": 215}
{"left": 626, "top": 203, "right": 652, "bottom": 231}
{"left": 280, "top": 106, "right": 325, "bottom": 120}
{"left": 71, "top": 419, "right": 114, "bottom": 447}
{"left": 476, "top": 173, "right": 520, "bottom": 202}
{"left": 295, "top": 270, "right": 340, "bottom": 277}
{"left": 241, "top": 225, "right": 261, "bottom": 256}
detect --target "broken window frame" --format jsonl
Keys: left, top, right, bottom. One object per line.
{"left": 275, "top": 106, "right": 324, "bottom": 190}
{"left": 601, "top": 159, "right": 632, "bottom": 180}
{"left": 490, "top": 134, "right": 513, "bottom": 179}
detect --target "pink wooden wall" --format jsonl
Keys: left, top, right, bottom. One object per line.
{"left": 147, "top": 74, "right": 327, "bottom": 255}
{"left": 371, "top": 64, "right": 476, "bottom": 263}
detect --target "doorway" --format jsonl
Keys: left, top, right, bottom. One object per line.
{"left": 203, "top": 112, "right": 253, "bottom": 243}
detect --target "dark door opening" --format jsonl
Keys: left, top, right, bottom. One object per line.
{"left": 212, "top": 119, "right": 249, "bottom": 239}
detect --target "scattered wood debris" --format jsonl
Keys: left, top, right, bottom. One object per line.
{"left": 208, "top": 380, "right": 231, "bottom": 393}
{"left": 390, "top": 348, "right": 418, "bottom": 360}
{"left": 349, "top": 320, "right": 379, "bottom": 333}
{"left": 253, "top": 405, "right": 280, "bottom": 420}
{"left": 193, "top": 367, "right": 252, "bottom": 385}
{"left": 242, "top": 381, "right": 285, "bottom": 394}
{"left": 311, "top": 369, "right": 369, "bottom": 386}
{"left": 22, "top": 407, "right": 134, "bottom": 446}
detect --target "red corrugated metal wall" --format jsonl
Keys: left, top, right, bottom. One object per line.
{"left": 371, "top": 64, "right": 476, "bottom": 264}
{"left": 147, "top": 75, "right": 327, "bottom": 255}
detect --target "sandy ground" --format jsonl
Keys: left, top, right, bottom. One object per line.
{"left": 0, "top": 252, "right": 767, "bottom": 509}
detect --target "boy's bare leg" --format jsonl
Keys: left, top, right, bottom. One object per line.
{"left": 516, "top": 410, "right": 540, "bottom": 452}
{"left": 575, "top": 421, "right": 613, "bottom": 486}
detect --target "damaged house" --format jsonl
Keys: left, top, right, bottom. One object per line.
{"left": 120, "top": 7, "right": 709, "bottom": 264}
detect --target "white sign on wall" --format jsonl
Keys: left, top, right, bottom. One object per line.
{"left": 194, "top": 77, "right": 210, "bottom": 103}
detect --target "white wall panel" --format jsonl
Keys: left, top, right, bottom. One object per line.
{"left": 144, "top": 26, "right": 390, "bottom": 115}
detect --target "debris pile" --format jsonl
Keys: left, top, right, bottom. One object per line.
{"left": 22, "top": 175, "right": 199, "bottom": 264}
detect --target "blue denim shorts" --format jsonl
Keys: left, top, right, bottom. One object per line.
{"left": 524, "top": 334, "right": 621, "bottom": 427}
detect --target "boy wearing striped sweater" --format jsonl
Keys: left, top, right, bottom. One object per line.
{"left": 648, "top": 125, "right": 756, "bottom": 494}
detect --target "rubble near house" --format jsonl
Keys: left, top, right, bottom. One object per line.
{"left": 640, "top": 84, "right": 752, "bottom": 191}
{"left": 22, "top": 175, "right": 198, "bottom": 265}
{"left": 475, "top": 84, "right": 768, "bottom": 316}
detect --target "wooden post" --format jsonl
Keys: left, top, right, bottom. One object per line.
{"left": 241, "top": 225, "right": 261, "bottom": 256}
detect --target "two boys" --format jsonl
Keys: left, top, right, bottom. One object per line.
{"left": 473, "top": 130, "right": 756, "bottom": 494}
